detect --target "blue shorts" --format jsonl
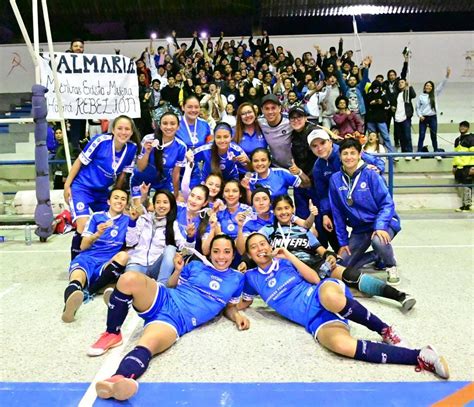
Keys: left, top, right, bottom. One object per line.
{"left": 69, "top": 251, "right": 112, "bottom": 288}
{"left": 138, "top": 284, "right": 187, "bottom": 337}
{"left": 70, "top": 183, "right": 109, "bottom": 220}
{"left": 307, "top": 278, "right": 352, "bottom": 338}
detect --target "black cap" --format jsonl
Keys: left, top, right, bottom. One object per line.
{"left": 288, "top": 106, "right": 307, "bottom": 117}
{"left": 261, "top": 93, "right": 281, "bottom": 106}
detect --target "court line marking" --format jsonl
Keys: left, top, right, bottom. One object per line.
{"left": 78, "top": 312, "right": 141, "bottom": 407}
{"left": 0, "top": 283, "right": 21, "bottom": 300}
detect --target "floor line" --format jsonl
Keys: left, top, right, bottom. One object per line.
{"left": 78, "top": 312, "right": 141, "bottom": 407}
{"left": 393, "top": 245, "right": 474, "bottom": 248}
{"left": 0, "top": 283, "right": 21, "bottom": 300}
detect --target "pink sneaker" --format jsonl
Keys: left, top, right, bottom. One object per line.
{"left": 96, "top": 375, "right": 138, "bottom": 400}
{"left": 381, "top": 326, "right": 411, "bottom": 348}
{"left": 87, "top": 332, "right": 123, "bottom": 356}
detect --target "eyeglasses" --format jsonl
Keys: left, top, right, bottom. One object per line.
{"left": 240, "top": 111, "right": 254, "bottom": 117}
{"left": 289, "top": 115, "right": 305, "bottom": 121}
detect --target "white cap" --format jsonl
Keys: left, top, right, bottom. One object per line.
{"left": 307, "top": 129, "right": 330, "bottom": 145}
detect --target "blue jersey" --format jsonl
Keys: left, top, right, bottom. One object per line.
{"left": 176, "top": 202, "right": 210, "bottom": 245}
{"left": 74, "top": 134, "right": 137, "bottom": 191}
{"left": 176, "top": 117, "right": 211, "bottom": 188}
{"left": 237, "top": 130, "right": 268, "bottom": 156}
{"left": 81, "top": 211, "right": 130, "bottom": 257}
{"left": 311, "top": 143, "right": 385, "bottom": 216}
{"left": 217, "top": 203, "right": 252, "bottom": 239}
{"left": 243, "top": 259, "right": 321, "bottom": 333}
{"left": 242, "top": 212, "right": 274, "bottom": 235}
{"left": 170, "top": 261, "right": 244, "bottom": 334}
{"left": 176, "top": 117, "right": 211, "bottom": 150}
{"left": 249, "top": 168, "right": 301, "bottom": 199}
{"left": 131, "top": 135, "right": 187, "bottom": 196}
{"left": 193, "top": 142, "right": 247, "bottom": 182}
{"left": 329, "top": 164, "right": 401, "bottom": 247}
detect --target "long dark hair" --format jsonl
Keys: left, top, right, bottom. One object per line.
{"left": 189, "top": 184, "right": 211, "bottom": 237}
{"left": 153, "top": 111, "right": 179, "bottom": 180}
{"left": 270, "top": 194, "right": 295, "bottom": 240}
{"left": 223, "top": 179, "right": 247, "bottom": 205}
{"left": 424, "top": 80, "right": 436, "bottom": 111}
{"left": 211, "top": 122, "right": 233, "bottom": 178}
{"left": 234, "top": 102, "right": 263, "bottom": 144}
{"left": 153, "top": 189, "right": 177, "bottom": 246}
{"left": 208, "top": 234, "right": 236, "bottom": 261}
{"left": 111, "top": 115, "right": 141, "bottom": 154}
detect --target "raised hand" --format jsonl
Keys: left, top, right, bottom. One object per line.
{"left": 308, "top": 199, "right": 319, "bottom": 216}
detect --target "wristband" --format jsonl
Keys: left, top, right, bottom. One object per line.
{"left": 323, "top": 250, "right": 337, "bottom": 260}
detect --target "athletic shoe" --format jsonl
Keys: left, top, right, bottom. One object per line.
{"left": 393, "top": 157, "right": 400, "bottom": 162}
{"left": 455, "top": 206, "right": 472, "bottom": 213}
{"left": 416, "top": 345, "right": 449, "bottom": 379}
{"left": 386, "top": 266, "right": 400, "bottom": 286}
{"left": 405, "top": 156, "right": 412, "bottom": 161}
{"left": 401, "top": 294, "right": 416, "bottom": 312}
{"left": 381, "top": 326, "right": 411, "bottom": 348}
{"left": 103, "top": 287, "right": 114, "bottom": 306}
{"left": 87, "top": 332, "right": 123, "bottom": 356}
{"left": 414, "top": 156, "right": 421, "bottom": 160}
{"left": 62, "top": 290, "right": 84, "bottom": 323}
{"left": 435, "top": 155, "right": 443, "bottom": 161}
{"left": 96, "top": 375, "right": 139, "bottom": 401}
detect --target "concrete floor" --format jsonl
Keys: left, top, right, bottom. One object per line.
{"left": 0, "top": 215, "right": 473, "bottom": 404}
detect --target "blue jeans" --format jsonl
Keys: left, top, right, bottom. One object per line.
{"left": 417, "top": 115, "right": 438, "bottom": 152}
{"left": 125, "top": 245, "right": 177, "bottom": 284}
{"left": 367, "top": 122, "right": 394, "bottom": 152}
{"left": 394, "top": 119, "right": 413, "bottom": 152}
{"left": 340, "top": 228, "right": 397, "bottom": 270}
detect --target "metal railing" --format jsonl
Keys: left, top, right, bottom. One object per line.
{"left": 378, "top": 151, "right": 474, "bottom": 196}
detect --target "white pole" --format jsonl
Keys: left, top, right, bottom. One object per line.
{"left": 32, "top": 0, "right": 40, "bottom": 83}
{"left": 9, "top": 1, "right": 38, "bottom": 68}
{"left": 41, "top": 0, "right": 72, "bottom": 171}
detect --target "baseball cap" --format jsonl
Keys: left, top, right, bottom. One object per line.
{"left": 307, "top": 128, "right": 330, "bottom": 145}
{"left": 288, "top": 106, "right": 307, "bottom": 117}
{"left": 261, "top": 94, "right": 281, "bottom": 106}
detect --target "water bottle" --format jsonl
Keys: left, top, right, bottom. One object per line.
{"left": 25, "top": 224, "right": 32, "bottom": 246}
{"left": 318, "top": 261, "right": 332, "bottom": 279}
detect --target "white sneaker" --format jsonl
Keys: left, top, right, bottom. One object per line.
{"left": 386, "top": 266, "right": 400, "bottom": 286}
{"left": 405, "top": 156, "right": 412, "bottom": 161}
{"left": 435, "top": 155, "right": 443, "bottom": 161}
{"left": 414, "top": 156, "right": 421, "bottom": 161}
{"left": 393, "top": 157, "right": 400, "bottom": 162}
{"left": 382, "top": 325, "right": 411, "bottom": 348}
{"left": 417, "top": 345, "right": 449, "bottom": 379}
{"left": 401, "top": 294, "right": 416, "bottom": 312}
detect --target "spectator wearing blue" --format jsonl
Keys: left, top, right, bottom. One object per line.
{"left": 336, "top": 56, "right": 372, "bottom": 121}
{"left": 329, "top": 139, "right": 401, "bottom": 286}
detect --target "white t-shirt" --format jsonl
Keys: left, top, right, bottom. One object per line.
{"left": 395, "top": 92, "right": 407, "bottom": 122}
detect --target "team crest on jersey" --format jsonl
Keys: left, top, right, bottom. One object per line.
{"left": 76, "top": 202, "right": 85, "bottom": 210}
{"left": 209, "top": 280, "right": 221, "bottom": 291}
{"left": 227, "top": 224, "right": 235, "bottom": 232}
{"left": 110, "top": 229, "right": 118, "bottom": 237}
{"left": 228, "top": 94, "right": 235, "bottom": 103}
{"left": 220, "top": 164, "right": 226, "bottom": 170}
{"left": 360, "top": 182, "right": 367, "bottom": 189}
{"left": 162, "top": 157, "right": 167, "bottom": 165}
{"left": 268, "top": 278, "right": 276, "bottom": 288}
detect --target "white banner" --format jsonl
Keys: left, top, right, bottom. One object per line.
{"left": 39, "top": 52, "right": 140, "bottom": 120}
